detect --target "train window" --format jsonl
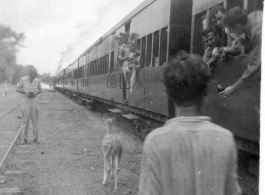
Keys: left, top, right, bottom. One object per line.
{"left": 87, "top": 63, "right": 89, "bottom": 77}
{"left": 141, "top": 36, "right": 147, "bottom": 67}
{"left": 103, "top": 56, "right": 105, "bottom": 74}
{"left": 247, "top": 0, "right": 263, "bottom": 13}
{"left": 93, "top": 61, "right": 96, "bottom": 76}
{"left": 96, "top": 59, "right": 100, "bottom": 75}
{"left": 90, "top": 61, "right": 93, "bottom": 76}
{"left": 99, "top": 58, "right": 101, "bottom": 75}
{"left": 152, "top": 30, "right": 160, "bottom": 67}
{"left": 137, "top": 39, "right": 141, "bottom": 50}
{"left": 110, "top": 51, "right": 114, "bottom": 73}
{"left": 194, "top": 11, "right": 207, "bottom": 56}
{"left": 104, "top": 55, "right": 108, "bottom": 74}
{"left": 160, "top": 27, "right": 168, "bottom": 66}
{"left": 81, "top": 66, "right": 84, "bottom": 78}
{"left": 105, "top": 55, "right": 108, "bottom": 74}
{"left": 125, "top": 21, "right": 131, "bottom": 35}
{"left": 106, "top": 54, "right": 109, "bottom": 73}
{"left": 146, "top": 33, "right": 152, "bottom": 67}
{"left": 226, "top": 0, "right": 244, "bottom": 10}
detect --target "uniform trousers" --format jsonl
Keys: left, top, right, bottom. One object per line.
{"left": 21, "top": 98, "right": 39, "bottom": 140}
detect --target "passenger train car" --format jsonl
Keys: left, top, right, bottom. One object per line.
{"left": 55, "top": 0, "right": 262, "bottom": 155}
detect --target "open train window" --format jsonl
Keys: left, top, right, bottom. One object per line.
{"left": 194, "top": 11, "right": 207, "bottom": 56}
{"left": 87, "top": 63, "right": 90, "bottom": 77}
{"left": 226, "top": 0, "right": 244, "bottom": 10}
{"left": 141, "top": 36, "right": 147, "bottom": 67}
{"left": 146, "top": 33, "right": 152, "bottom": 67}
{"left": 247, "top": 0, "right": 264, "bottom": 13}
{"left": 160, "top": 27, "right": 168, "bottom": 66}
{"left": 125, "top": 21, "right": 131, "bottom": 35}
{"left": 110, "top": 51, "right": 114, "bottom": 73}
{"left": 106, "top": 54, "right": 109, "bottom": 74}
{"left": 99, "top": 58, "right": 102, "bottom": 75}
{"left": 152, "top": 30, "right": 159, "bottom": 67}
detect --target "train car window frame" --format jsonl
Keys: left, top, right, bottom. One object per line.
{"left": 146, "top": 33, "right": 153, "bottom": 67}
{"left": 110, "top": 51, "right": 114, "bottom": 73}
{"left": 106, "top": 54, "right": 109, "bottom": 74}
{"left": 152, "top": 30, "right": 160, "bottom": 67}
{"left": 159, "top": 27, "right": 168, "bottom": 66}
{"left": 141, "top": 36, "right": 147, "bottom": 68}
{"left": 125, "top": 21, "right": 131, "bottom": 35}
{"left": 194, "top": 11, "right": 207, "bottom": 56}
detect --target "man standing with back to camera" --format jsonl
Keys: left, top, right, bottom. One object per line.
{"left": 16, "top": 69, "right": 42, "bottom": 145}
{"left": 138, "top": 51, "right": 241, "bottom": 195}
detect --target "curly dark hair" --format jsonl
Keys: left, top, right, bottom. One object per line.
{"left": 202, "top": 28, "right": 218, "bottom": 37}
{"left": 223, "top": 6, "right": 248, "bottom": 28}
{"left": 209, "top": 5, "right": 226, "bottom": 19}
{"left": 163, "top": 51, "right": 212, "bottom": 106}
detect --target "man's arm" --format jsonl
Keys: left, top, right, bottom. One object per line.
{"left": 220, "top": 29, "right": 261, "bottom": 98}
{"left": 138, "top": 140, "right": 162, "bottom": 195}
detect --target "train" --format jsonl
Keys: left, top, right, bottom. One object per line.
{"left": 54, "top": 0, "right": 262, "bottom": 156}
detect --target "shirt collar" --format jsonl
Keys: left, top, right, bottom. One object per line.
{"left": 165, "top": 116, "right": 211, "bottom": 125}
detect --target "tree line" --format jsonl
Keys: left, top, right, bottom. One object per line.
{"left": 0, "top": 24, "right": 53, "bottom": 85}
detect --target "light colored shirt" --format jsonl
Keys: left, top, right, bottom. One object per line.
{"left": 225, "top": 27, "right": 241, "bottom": 40}
{"left": 17, "top": 76, "right": 42, "bottom": 99}
{"left": 139, "top": 116, "right": 241, "bottom": 195}
{"left": 235, "top": 11, "right": 262, "bottom": 89}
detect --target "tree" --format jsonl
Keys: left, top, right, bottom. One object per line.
{"left": 0, "top": 24, "right": 25, "bottom": 83}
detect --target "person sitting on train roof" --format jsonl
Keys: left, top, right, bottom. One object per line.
{"left": 219, "top": 7, "right": 262, "bottom": 98}
{"left": 209, "top": 5, "right": 246, "bottom": 59}
{"left": 138, "top": 51, "right": 242, "bottom": 195}
{"left": 202, "top": 29, "right": 224, "bottom": 71}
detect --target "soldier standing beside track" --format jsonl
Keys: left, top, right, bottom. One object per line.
{"left": 16, "top": 69, "right": 42, "bottom": 145}
{"left": 138, "top": 51, "right": 241, "bottom": 195}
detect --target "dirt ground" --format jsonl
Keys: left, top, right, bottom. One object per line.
{"left": 1, "top": 89, "right": 258, "bottom": 195}
{"left": 3, "top": 90, "right": 142, "bottom": 195}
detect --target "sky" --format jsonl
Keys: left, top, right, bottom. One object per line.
{"left": 0, "top": 0, "right": 145, "bottom": 75}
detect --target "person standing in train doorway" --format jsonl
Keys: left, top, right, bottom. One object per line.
{"left": 118, "top": 32, "right": 131, "bottom": 102}
{"left": 16, "top": 69, "right": 42, "bottom": 145}
{"left": 138, "top": 51, "right": 241, "bottom": 195}
{"left": 219, "top": 6, "right": 262, "bottom": 98}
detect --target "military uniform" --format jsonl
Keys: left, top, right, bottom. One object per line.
{"left": 17, "top": 76, "right": 42, "bottom": 142}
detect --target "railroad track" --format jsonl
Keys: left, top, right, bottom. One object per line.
{"left": 0, "top": 93, "right": 42, "bottom": 174}
{"left": 0, "top": 101, "right": 22, "bottom": 122}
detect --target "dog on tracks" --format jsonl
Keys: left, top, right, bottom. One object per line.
{"left": 102, "top": 118, "right": 123, "bottom": 191}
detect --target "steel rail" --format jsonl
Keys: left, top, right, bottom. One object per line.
{"left": 0, "top": 101, "right": 22, "bottom": 122}
{"left": 0, "top": 93, "right": 42, "bottom": 173}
